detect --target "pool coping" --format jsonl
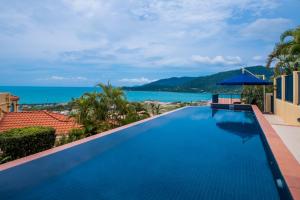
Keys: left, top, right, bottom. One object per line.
{"left": 0, "top": 106, "right": 189, "bottom": 172}
{"left": 252, "top": 105, "right": 300, "bottom": 200}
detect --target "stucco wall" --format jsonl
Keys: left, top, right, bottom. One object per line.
{"left": 274, "top": 99, "right": 300, "bottom": 125}
{"left": 0, "top": 93, "right": 10, "bottom": 115}
{"left": 0, "top": 93, "right": 19, "bottom": 119}
{"left": 274, "top": 71, "right": 300, "bottom": 126}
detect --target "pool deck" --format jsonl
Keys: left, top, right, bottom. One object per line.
{"left": 263, "top": 114, "right": 300, "bottom": 164}
{"left": 252, "top": 105, "right": 300, "bottom": 200}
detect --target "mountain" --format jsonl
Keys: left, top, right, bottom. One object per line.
{"left": 123, "top": 66, "right": 274, "bottom": 93}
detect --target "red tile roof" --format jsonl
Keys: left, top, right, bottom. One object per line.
{"left": 0, "top": 111, "right": 81, "bottom": 135}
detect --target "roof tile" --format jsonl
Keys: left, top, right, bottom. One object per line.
{"left": 0, "top": 111, "right": 81, "bottom": 135}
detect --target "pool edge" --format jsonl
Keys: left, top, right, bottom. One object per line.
{"left": 252, "top": 105, "right": 300, "bottom": 200}
{"left": 0, "top": 106, "right": 191, "bottom": 172}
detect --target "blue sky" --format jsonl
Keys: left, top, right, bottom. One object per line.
{"left": 0, "top": 0, "right": 299, "bottom": 86}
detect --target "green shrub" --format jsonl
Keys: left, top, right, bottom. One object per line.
{"left": 55, "top": 135, "right": 68, "bottom": 146}
{"left": 68, "top": 128, "right": 85, "bottom": 141}
{"left": 0, "top": 126, "right": 56, "bottom": 163}
{"left": 55, "top": 128, "right": 85, "bottom": 147}
{"left": 241, "top": 85, "right": 273, "bottom": 111}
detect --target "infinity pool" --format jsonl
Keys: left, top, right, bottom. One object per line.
{"left": 0, "top": 107, "right": 281, "bottom": 199}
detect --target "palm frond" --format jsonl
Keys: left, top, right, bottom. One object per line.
{"left": 290, "top": 44, "right": 300, "bottom": 55}
{"left": 280, "top": 29, "right": 294, "bottom": 43}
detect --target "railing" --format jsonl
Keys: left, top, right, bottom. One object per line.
{"left": 285, "top": 75, "right": 293, "bottom": 102}
{"left": 276, "top": 77, "right": 282, "bottom": 99}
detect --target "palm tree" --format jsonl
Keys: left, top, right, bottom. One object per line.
{"left": 71, "top": 92, "right": 102, "bottom": 134}
{"left": 267, "top": 26, "right": 300, "bottom": 75}
{"left": 71, "top": 82, "right": 149, "bottom": 134}
{"left": 280, "top": 27, "right": 300, "bottom": 56}
{"left": 97, "top": 83, "right": 128, "bottom": 126}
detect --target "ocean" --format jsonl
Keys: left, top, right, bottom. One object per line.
{"left": 0, "top": 86, "right": 239, "bottom": 104}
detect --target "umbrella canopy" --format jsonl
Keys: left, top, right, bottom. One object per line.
{"left": 217, "top": 73, "right": 272, "bottom": 85}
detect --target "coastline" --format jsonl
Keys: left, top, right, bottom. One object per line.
{"left": 0, "top": 85, "right": 240, "bottom": 104}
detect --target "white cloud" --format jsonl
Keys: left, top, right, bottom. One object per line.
{"left": 63, "top": 0, "right": 106, "bottom": 17}
{"left": 1, "top": 0, "right": 296, "bottom": 86}
{"left": 252, "top": 55, "right": 264, "bottom": 61}
{"left": 240, "top": 18, "right": 293, "bottom": 41}
{"left": 50, "top": 76, "right": 65, "bottom": 80}
{"left": 42, "top": 76, "right": 87, "bottom": 81}
{"left": 0, "top": 0, "right": 281, "bottom": 66}
{"left": 192, "top": 55, "right": 242, "bottom": 65}
{"left": 119, "top": 77, "right": 157, "bottom": 84}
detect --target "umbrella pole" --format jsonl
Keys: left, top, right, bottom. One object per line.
{"left": 264, "top": 85, "right": 266, "bottom": 112}
{"left": 263, "top": 75, "right": 266, "bottom": 112}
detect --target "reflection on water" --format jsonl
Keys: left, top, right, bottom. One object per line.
{"left": 211, "top": 109, "right": 258, "bottom": 143}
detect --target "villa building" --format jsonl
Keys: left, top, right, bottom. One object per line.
{"left": 0, "top": 93, "right": 19, "bottom": 118}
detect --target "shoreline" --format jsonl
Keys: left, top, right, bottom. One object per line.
{"left": 1, "top": 86, "right": 240, "bottom": 105}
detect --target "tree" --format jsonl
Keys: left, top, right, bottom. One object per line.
{"left": 241, "top": 86, "right": 264, "bottom": 110}
{"left": 147, "top": 102, "right": 162, "bottom": 116}
{"left": 280, "top": 27, "right": 300, "bottom": 56}
{"left": 70, "top": 92, "right": 103, "bottom": 134}
{"left": 71, "top": 83, "right": 149, "bottom": 134}
{"left": 97, "top": 83, "right": 129, "bottom": 126}
{"left": 267, "top": 26, "right": 300, "bottom": 75}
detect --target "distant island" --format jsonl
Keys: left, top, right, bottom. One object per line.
{"left": 123, "top": 66, "right": 274, "bottom": 93}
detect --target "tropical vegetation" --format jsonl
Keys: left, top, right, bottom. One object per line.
{"left": 55, "top": 128, "right": 86, "bottom": 146}
{"left": 241, "top": 85, "right": 273, "bottom": 111}
{"left": 267, "top": 26, "right": 300, "bottom": 75}
{"left": 70, "top": 83, "right": 150, "bottom": 135}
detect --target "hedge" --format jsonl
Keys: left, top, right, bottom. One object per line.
{"left": 0, "top": 126, "right": 56, "bottom": 162}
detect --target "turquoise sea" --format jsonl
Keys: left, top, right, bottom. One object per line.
{"left": 0, "top": 86, "right": 239, "bottom": 104}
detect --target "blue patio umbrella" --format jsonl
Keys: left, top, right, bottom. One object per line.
{"left": 216, "top": 68, "right": 272, "bottom": 110}
{"left": 217, "top": 73, "right": 272, "bottom": 85}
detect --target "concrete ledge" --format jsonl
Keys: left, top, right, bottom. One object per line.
{"left": 252, "top": 105, "right": 300, "bottom": 200}
{"left": 0, "top": 106, "right": 188, "bottom": 171}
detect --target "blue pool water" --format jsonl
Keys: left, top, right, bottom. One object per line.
{"left": 0, "top": 86, "right": 240, "bottom": 104}
{"left": 0, "top": 107, "right": 279, "bottom": 200}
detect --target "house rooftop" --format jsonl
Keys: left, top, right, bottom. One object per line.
{"left": 0, "top": 111, "right": 81, "bottom": 134}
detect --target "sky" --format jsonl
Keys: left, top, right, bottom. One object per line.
{"left": 0, "top": 0, "right": 300, "bottom": 87}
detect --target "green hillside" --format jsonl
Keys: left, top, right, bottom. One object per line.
{"left": 124, "top": 66, "right": 274, "bottom": 93}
